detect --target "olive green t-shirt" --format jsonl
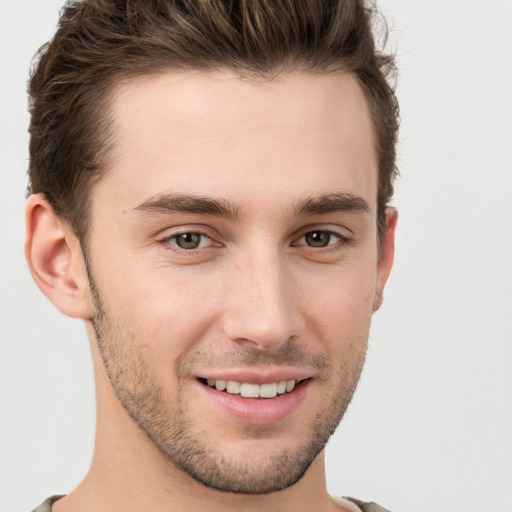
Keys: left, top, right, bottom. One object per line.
{"left": 32, "top": 495, "right": 393, "bottom": 512}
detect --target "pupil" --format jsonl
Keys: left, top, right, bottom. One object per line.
{"left": 305, "top": 231, "right": 330, "bottom": 247}
{"left": 177, "top": 233, "right": 201, "bottom": 249}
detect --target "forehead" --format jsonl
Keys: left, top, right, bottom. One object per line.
{"left": 98, "top": 70, "right": 377, "bottom": 215}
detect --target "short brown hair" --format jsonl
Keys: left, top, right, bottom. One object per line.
{"left": 28, "top": 0, "right": 399, "bottom": 243}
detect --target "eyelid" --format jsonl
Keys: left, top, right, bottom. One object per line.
{"left": 154, "top": 224, "right": 353, "bottom": 255}
{"left": 170, "top": 232, "right": 212, "bottom": 249}
{"left": 156, "top": 225, "right": 222, "bottom": 252}
{"left": 292, "top": 226, "right": 353, "bottom": 246}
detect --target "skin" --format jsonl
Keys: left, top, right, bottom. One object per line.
{"left": 25, "top": 70, "right": 397, "bottom": 512}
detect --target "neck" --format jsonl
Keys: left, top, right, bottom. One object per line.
{"left": 53, "top": 336, "right": 348, "bottom": 512}
{"left": 55, "top": 429, "right": 336, "bottom": 512}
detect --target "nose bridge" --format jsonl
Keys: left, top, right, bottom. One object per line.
{"left": 223, "top": 243, "right": 298, "bottom": 350}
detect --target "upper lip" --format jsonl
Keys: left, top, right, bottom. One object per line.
{"left": 197, "top": 368, "right": 313, "bottom": 385}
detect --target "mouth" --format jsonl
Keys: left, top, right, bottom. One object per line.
{"left": 199, "top": 378, "right": 308, "bottom": 399}
{"left": 195, "top": 371, "right": 312, "bottom": 424}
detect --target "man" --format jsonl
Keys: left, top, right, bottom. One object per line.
{"left": 25, "top": 0, "right": 399, "bottom": 511}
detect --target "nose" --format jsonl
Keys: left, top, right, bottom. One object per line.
{"left": 222, "top": 248, "right": 301, "bottom": 352}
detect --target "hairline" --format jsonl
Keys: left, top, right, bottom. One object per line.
{"left": 73, "top": 65, "right": 387, "bottom": 249}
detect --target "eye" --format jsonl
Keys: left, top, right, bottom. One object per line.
{"left": 295, "top": 230, "right": 347, "bottom": 248}
{"left": 170, "top": 232, "right": 212, "bottom": 250}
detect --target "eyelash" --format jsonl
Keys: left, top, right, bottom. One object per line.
{"left": 158, "top": 230, "right": 217, "bottom": 254}
{"left": 293, "top": 229, "right": 353, "bottom": 250}
{"left": 158, "top": 228, "right": 353, "bottom": 255}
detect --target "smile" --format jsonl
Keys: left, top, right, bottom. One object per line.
{"left": 204, "top": 379, "right": 299, "bottom": 398}
{"left": 197, "top": 376, "right": 311, "bottom": 424}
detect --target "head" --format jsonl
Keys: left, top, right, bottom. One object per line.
{"left": 28, "top": 0, "right": 398, "bottom": 247}
{"left": 25, "top": 0, "right": 399, "bottom": 499}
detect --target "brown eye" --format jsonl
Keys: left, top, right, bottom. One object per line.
{"left": 304, "top": 231, "right": 334, "bottom": 247}
{"left": 173, "top": 232, "right": 207, "bottom": 250}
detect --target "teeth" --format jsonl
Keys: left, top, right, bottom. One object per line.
{"left": 240, "top": 383, "right": 260, "bottom": 398}
{"left": 226, "top": 381, "right": 241, "bottom": 394}
{"left": 215, "top": 380, "right": 226, "bottom": 391}
{"left": 277, "top": 381, "right": 287, "bottom": 394}
{"left": 205, "top": 379, "right": 300, "bottom": 398}
{"left": 259, "top": 383, "right": 278, "bottom": 398}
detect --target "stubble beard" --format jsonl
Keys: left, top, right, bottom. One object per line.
{"left": 88, "top": 272, "right": 367, "bottom": 495}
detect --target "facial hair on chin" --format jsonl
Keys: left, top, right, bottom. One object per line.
{"left": 86, "top": 263, "right": 367, "bottom": 494}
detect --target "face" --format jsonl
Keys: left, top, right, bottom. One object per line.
{"left": 84, "top": 70, "right": 392, "bottom": 494}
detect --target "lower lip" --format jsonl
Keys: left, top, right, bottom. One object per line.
{"left": 197, "top": 380, "right": 310, "bottom": 425}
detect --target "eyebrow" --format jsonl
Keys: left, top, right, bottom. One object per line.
{"left": 131, "top": 191, "right": 370, "bottom": 220}
{"left": 294, "top": 193, "right": 371, "bottom": 217}
{"left": 132, "top": 193, "right": 241, "bottom": 219}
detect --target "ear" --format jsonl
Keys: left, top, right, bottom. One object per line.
{"left": 373, "top": 207, "right": 398, "bottom": 312}
{"left": 25, "top": 193, "right": 93, "bottom": 319}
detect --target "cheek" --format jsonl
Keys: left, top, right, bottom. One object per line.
{"left": 99, "top": 264, "right": 222, "bottom": 358}
{"left": 297, "top": 259, "right": 377, "bottom": 345}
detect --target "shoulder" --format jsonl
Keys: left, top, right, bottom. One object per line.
{"left": 344, "top": 496, "right": 394, "bottom": 512}
{"left": 31, "top": 496, "right": 65, "bottom": 512}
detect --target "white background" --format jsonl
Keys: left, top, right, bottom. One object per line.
{"left": 1, "top": 1, "right": 511, "bottom": 511}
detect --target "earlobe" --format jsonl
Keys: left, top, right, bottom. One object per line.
{"left": 25, "top": 194, "right": 92, "bottom": 319}
{"left": 373, "top": 207, "right": 398, "bottom": 312}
